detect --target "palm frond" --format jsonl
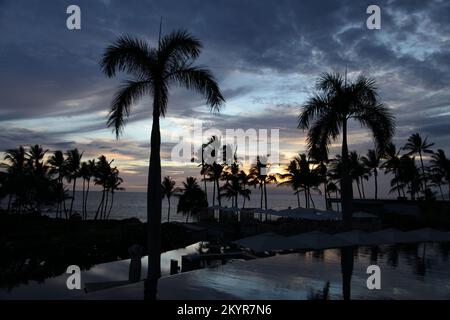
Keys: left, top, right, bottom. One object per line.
{"left": 107, "top": 80, "right": 151, "bottom": 138}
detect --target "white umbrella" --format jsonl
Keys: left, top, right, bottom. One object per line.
{"left": 289, "top": 231, "right": 350, "bottom": 250}
{"left": 233, "top": 232, "right": 292, "bottom": 252}
{"left": 353, "top": 211, "right": 378, "bottom": 219}
{"left": 365, "top": 228, "right": 415, "bottom": 245}
{"left": 404, "top": 228, "right": 450, "bottom": 243}
{"left": 334, "top": 230, "right": 371, "bottom": 246}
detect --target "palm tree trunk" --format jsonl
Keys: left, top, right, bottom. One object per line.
{"left": 94, "top": 189, "right": 105, "bottom": 220}
{"left": 341, "top": 119, "right": 354, "bottom": 224}
{"left": 260, "top": 184, "right": 263, "bottom": 209}
{"left": 145, "top": 111, "right": 162, "bottom": 300}
{"left": 212, "top": 181, "right": 216, "bottom": 207}
{"left": 304, "top": 188, "right": 309, "bottom": 208}
{"left": 309, "top": 189, "right": 316, "bottom": 209}
{"left": 360, "top": 178, "right": 366, "bottom": 199}
{"left": 356, "top": 179, "right": 362, "bottom": 199}
{"left": 103, "top": 190, "right": 110, "bottom": 220}
{"left": 69, "top": 178, "right": 77, "bottom": 217}
{"left": 263, "top": 181, "right": 268, "bottom": 210}
{"left": 107, "top": 192, "right": 115, "bottom": 219}
{"left": 374, "top": 170, "right": 378, "bottom": 200}
{"left": 85, "top": 179, "right": 90, "bottom": 220}
{"left": 438, "top": 184, "right": 444, "bottom": 201}
{"left": 296, "top": 190, "right": 301, "bottom": 208}
{"left": 167, "top": 197, "right": 171, "bottom": 223}
{"left": 216, "top": 179, "right": 222, "bottom": 207}
{"left": 7, "top": 194, "right": 12, "bottom": 214}
{"left": 82, "top": 179, "right": 86, "bottom": 220}
{"left": 419, "top": 151, "right": 428, "bottom": 191}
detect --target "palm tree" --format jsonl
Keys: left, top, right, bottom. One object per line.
{"left": 381, "top": 143, "right": 403, "bottom": 198}
{"left": 1, "top": 146, "right": 27, "bottom": 214}
{"left": 106, "top": 166, "right": 124, "bottom": 219}
{"left": 205, "top": 162, "right": 224, "bottom": 207}
{"left": 100, "top": 30, "right": 224, "bottom": 299}
{"left": 83, "top": 159, "right": 96, "bottom": 219}
{"left": 48, "top": 150, "right": 66, "bottom": 218}
{"left": 430, "top": 149, "right": 450, "bottom": 199}
{"left": 161, "top": 176, "right": 178, "bottom": 222}
{"left": 177, "top": 177, "right": 207, "bottom": 223}
{"left": 27, "top": 145, "right": 49, "bottom": 213}
{"left": 404, "top": 133, "right": 434, "bottom": 192}
{"left": 199, "top": 136, "right": 216, "bottom": 202}
{"left": 361, "top": 149, "right": 381, "bottom": 200}
{"left": 94, "top": 155, "right": 112, "bottom": 220}
{"left": 65, "top": 149, "right": 82, "bottom": 218}
{"left": 278, "top": 159, "right": 303, "bottom": 208}
{"left": 298, "top": 72, "right": 395, "bottom": 223}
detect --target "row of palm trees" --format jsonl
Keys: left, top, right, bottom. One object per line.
{"left": 0, "top": 145, "right": 123, "bottom": 219}
{"left": 167, "top": 133, "right": 449, "bottom": 219}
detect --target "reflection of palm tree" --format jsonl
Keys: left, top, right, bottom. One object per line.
{"left": 101, "top": 30, "right": 224, "bottom": 299}
{"left": 430, "top": 149, "right": 450, "bottom": 199}
{"left": 340, "top": 247, "right": 354, "bottom": 301}
{"left": 299, "top": 73, "right": 395, "bottom": 223}
{"left": 161, "top": 176, "right": 178, "bottom": 222}
{"left": 361, "top": 149, "right": 381, "bottom": 200}
{"left": 177, "top": 177, "right": 207, "bottom": 222}
{"left": 404, "top": 133, "right": 434, "bottom": 192}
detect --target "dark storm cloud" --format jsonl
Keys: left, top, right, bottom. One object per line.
{"left": 1, "top": 0, "right": 450, "bottom": 164}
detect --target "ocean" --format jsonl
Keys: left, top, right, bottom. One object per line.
{"left": 0, "top": 184, "right": 333, "bottom": 222}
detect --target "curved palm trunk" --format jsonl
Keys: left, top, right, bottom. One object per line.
{"left": 167, "top": 197, "right": 171, "bottom": 223}
{"left": 296, "top": 190, "right": 301, "bottom": 208}
{"left": 438, "top": 184, "right": 444, "bottom": 201}
{"left": 94, "top": 188, "right": 105, "bottom": 220}
{"left": 341, "top": 119, "right": 354, "bottom": 224}
{"left": 69, "top": 178, "right": 77, "bottom": 217}
{"left": 84, "top": 179, "right": 91, "bottom": 220}
{"left": 309, "top": 189, "right": 316, "bottom": 209}
{"left": 355, "top": 179, "right": 362, "bottom": 199}
{"left": 145, "top": 111, "right": 162, "bottom": 300}
{"left": 103, "top": 190, "right": 110, "bottom": 220}
{"left": 360, "top": 178, "right": 366, "bottom": 199}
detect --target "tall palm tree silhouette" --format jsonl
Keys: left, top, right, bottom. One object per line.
{"left": 298, "top": 72, "right": 395, "bottom": 223}
{"left": 65, "top": 149, "right": 82, "bottom": 218}
{"left": 48, "top": 151, "right": 66, "bottom": 218}
{"left": 381, "top": 143, "right": 403, "bottom": 198}
{"left": 100, "top": 30, "right": 224, "bottom": 299}
{"left": 404, "top": 133, "right": 434, "bottom": 192}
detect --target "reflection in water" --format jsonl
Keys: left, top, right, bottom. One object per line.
{"left": 340, "top": 247, "right": 354, "bottom": 300}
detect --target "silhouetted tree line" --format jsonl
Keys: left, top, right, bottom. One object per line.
{"left": 0, "top": 145, "right": 123, "bottom": 219}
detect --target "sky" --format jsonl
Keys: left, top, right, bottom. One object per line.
{"left": 0, "top": 0, "right": 449, "bottom": 193}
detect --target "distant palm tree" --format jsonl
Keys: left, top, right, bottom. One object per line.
{"left": 100, "top": 30, "right": 224, "bottom": 299}
{"left": 430, "top": 149, "right": 450, "bottom": 199}
{"left": 206, "top": 162, "right": 224, "bottom": 207}
{"left": 361, "top": 149, "right": 381, "bottom": 200}
{"left": 278, "top": 159, "right": 303, "bottom": 208}
{"left": 161, "top": 176, "right": 178, "bottom": 222}
{"left": 2, "top": 146, "right": 27, "bottom": 214}
{"left": 65, "top": 149, "right": 82, "bottom": 218}
{"left": 83, "top": 159, "right": 96, "bottom": 219}
{"left": 381, "top": 143, "right": 403, "bottom": 198}
{"left": 404, "top": 133, "right": 435, "bottom": 192}
{"left": 394, "top": 155, "right": 421, "bottom": 200}
{"left": 48, "top": 150, "right": 66, "bottom": 218}
{"left": 199, "top": 136, "right": 216, "bottom": 202}
{"left": 94, "top": 155, "right": 112, "bottom": 220}
{"left": 298, "top": 72, "right": 395, "bottom": 223}
{"left": 177, "top": 177, "right": 207, "bottom": 222}
{"left": 106, "top": 167, "right": 124, "bottom": 219}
